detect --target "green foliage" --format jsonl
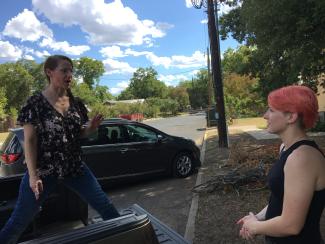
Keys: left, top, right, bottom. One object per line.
{"left": 220, "top": 0, "right": 325, "bottom": 95}
{"left": 117, "top": 89, "right": 135, "bottom": 100}
{"left": 17, "top": 59, "right": 47, "bottom": 91}
{"left": 0, "top": 62, "right": 33, "bottom": 112}
{"left": 142, "top": 103, "right": 160, "bottom": 118}
{"left": 222, "top": 46, "right": 256, "bottom": 75}
{"left": 71, "top": 82, "right": 98, "bottom": 105}
{"left": 0, "top": 87, "right": 7, "bottom": 120}
{"left": 168, "top": 86, "right": 190, "bottom": 111}
{"left": 309, "top": 120, "right": 325, "bottom": 132}
{"left": 159, "top": 99, "right": 179, "bottom": 116}
{"left": 181, "top": 69, "right": 209, "bottom": 109}
{"left": 94, "top": 85, "right": 114, "bottom": 102}
{"left": 126, "top": 67, "right": 168, "bottom": 99}
{"left": 74, "top": 57, "right": 105, "bottom": 88}
{"left": 223, "top": 73, "right": 265, "bottom": 119}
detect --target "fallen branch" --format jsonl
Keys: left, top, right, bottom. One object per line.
{"left": 192, "top": 161, "right": 268, "bottom": 194}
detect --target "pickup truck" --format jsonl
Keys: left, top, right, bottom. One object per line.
{"left": 0, "top": 175, "right": 189, "bottom": 244}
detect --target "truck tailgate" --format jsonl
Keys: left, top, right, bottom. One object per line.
{"left": 126, "top": 204, "right": 190, "bottom": 244}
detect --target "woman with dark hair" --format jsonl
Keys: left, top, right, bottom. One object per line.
{"left": 237, "top": 85, "right": 325, "bottom": 243}
{"left": 0, "top": 55, "right": 120, "bottom": 244}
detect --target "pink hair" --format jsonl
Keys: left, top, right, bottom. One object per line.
{"left": 268, "top": 85, "right": 319, "bottom": 129}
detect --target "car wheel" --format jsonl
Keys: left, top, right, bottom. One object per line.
{"left": 173, "top": 152, "right": 193, "bottom": 178}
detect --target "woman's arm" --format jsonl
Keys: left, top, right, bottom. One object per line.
{"left": 244, "top": 147, "right": 317, "bottom": 237}
{"left": 24, "top": 124, "right": 43, "bottom": 199}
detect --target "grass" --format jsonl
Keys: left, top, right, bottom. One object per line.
{"left": 0, "top": 132, "right": 9, "bottom": 144}
{"left": 231, "top": 117, "right": 267, "bottom": 128}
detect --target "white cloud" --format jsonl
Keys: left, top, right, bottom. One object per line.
{"left": 40, "top": 38, "right": 90, "bottom": 55}
{"left": 110, "top": 80, "right": 130, "bottom": 95}
{"left": 124, "top": 48, "right": 151, "bottom": 57}
{"left": 0, "top": 41, "right": 23, "bottom": 61}
{"left": 24, "top": 47, "right": 51, "bottom": 58}
{"left": 190, "top": 69, "right": 200, "bottom": 76}
{"left": 103, "top": 58, "right": 136, "bottom": 74}
{"left": 32, "top": 0, "right": 169, "bottom": 46}
{"left": 218, "top": 3, "right": 234, "bottom": 15}
{"left": 3, "top": 9, "right": 53, "bottom": 42}
{"left": 23, "top": 54, "right": 35, "bottom": 60}
{"left": 158, "top": 74, "right": 189, "bottom": 86}
{"left": 146, "top": 51, "right": 205, "bottom": 69}
{"left": 200, "top": 19, "right": 208, "bottom": 24}
{"left": 146, "top": 53, "right": 172, "bottom": 68}
{"left": 123, "top": 48, "right": 206, "bottom": 69}
{"left": 34, "top": 50, "right": 51, "bottom": 58}
{"left": 100, "top": 46, "right": 126, "bottom": 58}
{"left": 185, "top": 0, "right": 192, "bottom": 8}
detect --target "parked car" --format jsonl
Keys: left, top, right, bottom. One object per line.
{"left": 0, "top": 119, "right": 201, "bottom": 183}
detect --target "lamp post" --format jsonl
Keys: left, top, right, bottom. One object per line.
{"left": 192, "top": 0, "right": 228, "bottom": 147}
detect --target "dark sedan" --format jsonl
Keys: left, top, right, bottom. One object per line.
{"left": 0, "top": 119, "right": 201, "bottom": 184}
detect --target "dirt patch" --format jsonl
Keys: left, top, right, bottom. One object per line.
{"left": 194, "top": 129, "right": 325, "bottom": 244}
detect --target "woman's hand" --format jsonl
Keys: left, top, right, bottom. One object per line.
{"left": 237, "top": 212, "right": 258, "bottom": 240}
{"left": 29, "top": 174, "right": 43, "bottom": 200}
{"left": 80, "top": 114, "right": 104, "bottom": 138}
{"left": 89, "top": 114, "right": 104, "bottom": 130}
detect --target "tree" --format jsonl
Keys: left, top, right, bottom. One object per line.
{"left": 71, "top": 82, "right": 98, "bottom": 105}
{"left": 220, "top": 0, "right": 325, "bottom": 95}
{"left": 222, "top": 46, "right": 256, "bottom": 75}
{"left": 181, "top": 69, "right": 209, "bottom": 109}
{"left": 127, "top": 67, "right": 168, "bottom": 99}
{"left": 74, "top": 57, "right": 105, "bottom": 88}
{"left": 117, "top": 89, "right": 135, "bottom": 100}
{"left": 223, "top": 73, "right": 265, "bottom": 118}
{"left": 168, "top": 86, "right": 190, "bottom": 111}
{"left": 0, "top": 87, "right": 7, "bottom": 120}
{"left": 0, "top": 63, "right": 33, "bottom": 112}
{"left": 94, "top": 85, "right": 114, "bottom": 103}
{"left": 17, "top": 59, "right": 47, "bottom": 91}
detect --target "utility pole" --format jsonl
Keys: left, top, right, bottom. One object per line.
{"left": 192, "top": 0, "right": 228, "bottom": 147}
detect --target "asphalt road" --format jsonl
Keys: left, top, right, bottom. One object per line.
{"left": 89, "top": 112, "right": 207, "bottom": 236}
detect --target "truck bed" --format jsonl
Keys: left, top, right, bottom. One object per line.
{"left": 0, "top": 176, "right": 189, "bottom": 244}
{"left": 20, "top": 204, "right": 189, "bottom": 244}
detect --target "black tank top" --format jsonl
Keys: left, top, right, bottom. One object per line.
{"left": 265, "top": 140, "right": 325, "bottom": 244}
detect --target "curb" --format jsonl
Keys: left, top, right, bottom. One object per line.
{"left": 184, "top": 129, "right": 208, "bottom": 243}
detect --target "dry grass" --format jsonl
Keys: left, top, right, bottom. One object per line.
{"left": 231, "top": 117, "right": 267, "bottom": 128}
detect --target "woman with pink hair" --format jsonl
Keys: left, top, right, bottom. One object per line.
{"left": 237, "top": 85, "right": 325, "bottom": 243}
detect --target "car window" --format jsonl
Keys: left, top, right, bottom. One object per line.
{"left": 81, "top": 125, "right": 126, "bottom": 146}
{"left": 1, "top": 133, "right": 22, "bottom": 154}
{"left": 125, "top": 125, "right": 157, "bottom": 143}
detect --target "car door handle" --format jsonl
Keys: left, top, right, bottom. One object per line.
{"left": 120, "top": 148, "right": 128, "bottom": 153}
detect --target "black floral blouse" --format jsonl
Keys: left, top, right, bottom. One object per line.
{"left": 17, "top": 92, "right": 88, "bottom": 179}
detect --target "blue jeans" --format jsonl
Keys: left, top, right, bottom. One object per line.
{"left": 0, "top": 163, "right": 120, "bottom": 244}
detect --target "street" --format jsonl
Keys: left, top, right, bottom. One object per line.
{"left": 90, "top": 112, "right": 206, "bottom": 236}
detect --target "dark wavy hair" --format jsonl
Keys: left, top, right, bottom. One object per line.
{"left": 43, "top": 55, "right": 73, "bottom": 82}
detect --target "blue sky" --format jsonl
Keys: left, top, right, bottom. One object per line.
{"left": 0, "top": 0, "right": 239, "bottom": 95}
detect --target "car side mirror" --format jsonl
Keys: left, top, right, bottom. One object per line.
{"left": 157, "top": 134, "right": 163, "bottom": 143}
